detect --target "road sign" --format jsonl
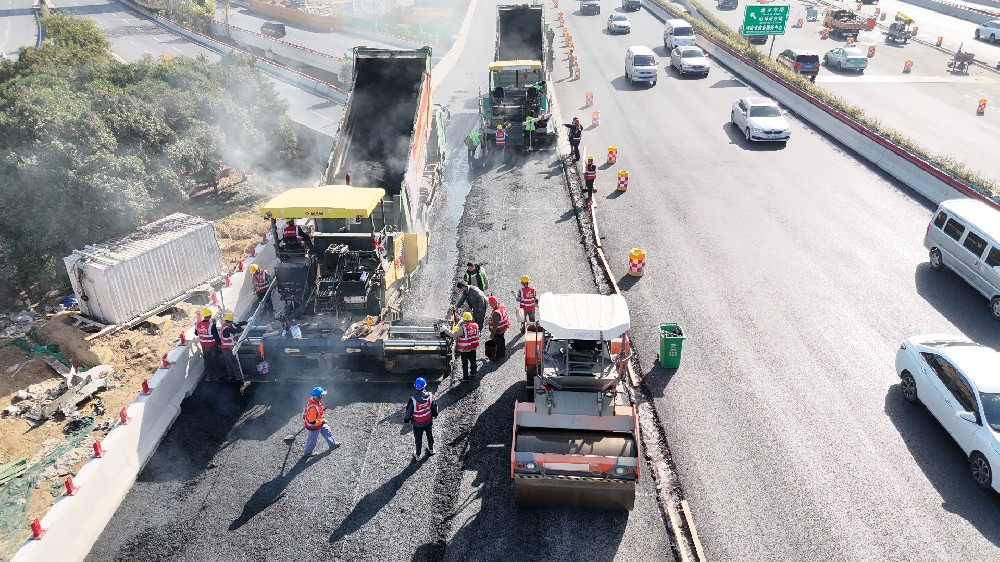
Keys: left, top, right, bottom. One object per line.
{"left": 742, "top": 5, "right": 789, "bottom": 35}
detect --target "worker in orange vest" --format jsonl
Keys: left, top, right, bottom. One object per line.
{"left": 487, "top": 295, "right": 511, "bottom": 361}
{"left": 248, "top": 264, "right": 272, "bottom": 314}
{"left": 403, "top": 377, "right": 439, "bottom": 462}
{"left": 303, "top": 386, "right": 340, "bottom": 456}
{"left": 219, "top": 312, "right": 246, "bottom": 381}
{"left": 515, "top": 275, "right": 538, "bottom": 331}
{"left": 196, "top": 308, "right": 221, "bottom": 378}
{"left": 454, "top": 311, "right": 481, "bottom": 380}
{"left": 584, "top": 155, "right": 597, "bottom": 199}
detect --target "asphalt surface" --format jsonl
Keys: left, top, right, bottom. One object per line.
{"left": 706, "top": 0, "right": 1000, "bottom": 182}
{"left": 553, "top": 3, "right": 1000, "bottom": 560}
{"left": 85, "top": 0, "right": 677, "bottom": 560}
{"left": 0, "top": 0, "right": 37, "bottom": 59}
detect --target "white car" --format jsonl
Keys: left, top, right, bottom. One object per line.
{"left": 670, "top": 45, "right": 710, "bottom": 76}
{"left": 729, "top": 97, "right": 790, "bottom": 143}
{"left": 975, "top": 20, "right": 1000, "bottom": 43}
{"left": 607, "top": 14, "right": 631, "bottom": 34}
{"left": 896, "top": 334, "right": 1000, "bottom": 493}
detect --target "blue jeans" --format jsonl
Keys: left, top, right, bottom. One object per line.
{"left": 304, "top": 424, "right": 336, "bottom": 455}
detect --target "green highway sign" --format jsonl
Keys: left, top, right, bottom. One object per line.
{"left": 742, "top": 5, "right": 789, "bottom": 35}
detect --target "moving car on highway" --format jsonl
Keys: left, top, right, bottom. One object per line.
{"left": 730, "top": 97, "right": 790, "bottom": 143}
{"left": 924, "top": 199, "right": 1000, "bottom": 318}
{"left": 739, "top": 26, "right": 768, "bottom": 45}
{"left": 717, "top": 0, "right": 738, "bottom": 9}
{"left": 975, "top": 20, "right": 1000, "bottom": 43}
{"left": 670, "top": 45, "right": 711, "bottom": 76}
{"left": 582, "top": 0, "right": 601, "bottom": 15}
{"left": 896, "top": 334, "right": 1000, "bottom": 493}
{"left": 776, "top": 48, "right": 820, "bottom": 82}
{"left": 663, "top": 19, "right": 696, "bottom": 49}
{"left": 625, "top": 45, "right": 658, "bottom": 86}
{"left": 607, "top": 14, "right": 632, "bottom": 34}
{"left": 622, "top": 0, "right": 641, "bottom": 11}
{"left": 823, "top": 47, "right": 868, "bottom": 72}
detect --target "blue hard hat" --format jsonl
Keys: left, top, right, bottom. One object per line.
{"left": 311, "top": 386, "right": 327, "bottom": 398}
{"left": 414, "top": 377, "right": 426, "bottom": 390}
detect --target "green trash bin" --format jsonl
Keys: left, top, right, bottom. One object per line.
{"left": 659, "top": 324, "right": 685, "bottom": 369}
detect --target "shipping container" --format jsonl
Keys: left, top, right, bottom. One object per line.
{"left": 63, "top": 213, "right": 223, "bottom": 325}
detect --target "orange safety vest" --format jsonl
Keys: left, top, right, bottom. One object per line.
{"left": 196, "top": 320, "right": 216, "bottom": 348}
{"left": 283, "top": 224, "right": 300, "bottom": 239}
{"left": 491, "top": 304, "right": 511, "bottom": 332}
{"left": 496, "top": 129, "right": 506, "bottom": 147}
{"left": 518, "top": 286, "right": 537, "bottom": 311}
{"left": 303, "top": 398, "right": 324, "bottom": 430}
{"left": 252, "top": 269, "right": 269, "bottom": 292}
{"left": 411, "top": 393, "right": 434, "bottom": 424}
{"left": 456, "top": 322, "right": 480, "bottom": 351}
{"left": 220, "top": 322, "right": 235, "bottom": 349}
{"left": 584, "top": 164, "right": 597, "bottom": 181}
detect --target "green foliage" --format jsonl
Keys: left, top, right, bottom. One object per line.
{"left": 0, "top": 16, "right": 300, "bottom": 289}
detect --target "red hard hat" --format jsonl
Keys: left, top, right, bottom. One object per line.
{"left": 488, "top": 295, "right": 499, "bottom": 307}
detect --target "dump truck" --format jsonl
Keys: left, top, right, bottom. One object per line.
{"left": 823, "top": 9, "right": 866, "bottom": 39}
{"left": 231, "top": 186, "right": 453, "bottom": 382}
{"left": 480, "top": 5, "right": 552, "bottom": 152}
{"left": 512, "top": 293, "right": 640, "bottom": 511}
{"left": 326, "top": 47, "right": 449, "bottom": 232}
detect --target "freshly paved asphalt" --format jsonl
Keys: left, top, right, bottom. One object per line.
{"left": 552, "top": 3, "right": 1000, "bottom": 560}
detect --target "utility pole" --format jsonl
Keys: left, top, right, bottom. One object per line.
{"left": 222, "top": 0, "right": 232, "bottom": 39}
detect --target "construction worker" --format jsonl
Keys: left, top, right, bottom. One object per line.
{"left": 495, "top": 125, "right": 506, "bottom": 152}
{"left": 524, "top": 114, "right": 537, "bottom": 151}
{"left": 303, "top": 386, "right": 340, "bottom": 456}
{"left": 281, "top": 219, "right": 302, "bottom": 243}
{"left": 455, "top": 281, "right": 488, "bottom": 330}
{"left": 219, "top": 312, "right": 246, "bottom": 381}
{"left": 403, "top": 377, "right": 439, "bottom": 461}
{"left": 584, "top": 155, "right": 598, "bottom": 199}
{"left": 564, "top": 117, "right": 583, "bottom": 161}
{"left": 465, "top": 130, "right": 482, "bottom": 161}
{"left": 454, "top": 311, "right": 481, "bottom": 380}
{"left": 487, "top": 296, "right": 511, "bottom": 361}
{"left": 196, "top": 308, "right": 221, "bottom": 377}
{"left": 515, "top": 275, "right": 538, "bottom": 331}
{"left": 463, "top": 262, "right": 489, "bottom": 292}
{"left": 248, "top": 264, "right": 272, "bottom": 314}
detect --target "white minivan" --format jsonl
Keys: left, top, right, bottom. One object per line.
{"left": 625, "top": 46, "right": 658, "bottom": 86}
{"left": 924, "top": 198, "right": 1000, "bottom": 318}
{"left": 663, "top": 19, "right": 696, "bottom": 49}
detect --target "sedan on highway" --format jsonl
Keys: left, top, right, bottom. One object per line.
{"left": 730, "top": 97, "right": 790, "bottom": 143}
{"left": 823, "top": 47, "right": 868, "bottom": 72}
{"left": 607, "top": 14, "right": 632, "bottom": 34}
{"left": 896, "top": 334, "right": 1000, "bottom": 493}
{"left": 975, "top": 20, "right": 1000, "bottom": 43}
{"left": 670, "top": 46, "right": 711, "bottom": 76}
{"left": 581, "top": 0, "right": 601, "bottom": 15}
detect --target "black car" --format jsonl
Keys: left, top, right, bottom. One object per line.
{"left": 717, "top": 0, "right": 737, "bottom": 9}
{"left": 622, "top": 0, "right": 641, "bottom": 10}
{"left": 581, "top": 0, "right": 601, "bottom": 15}
{"left": 260, "top": 21, "right": 287, "bottom": 38}
{"left": 739, "top": 25, "right": 768, "bottom": 45}
{"left": 776, "top": 48, "right": 821, "bottom": 81}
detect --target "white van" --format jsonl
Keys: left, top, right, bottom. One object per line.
{"left": 663, "top": 19, "right": 696, "bottom": 49}
{"left": 625, "top": 46, "right": 658, "bottom": 86}
{"left": 924, "top": 198, "right": 1000, "bottom": 318}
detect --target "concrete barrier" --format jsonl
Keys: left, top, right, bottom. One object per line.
{"left": 245, "top": 0, "right": 343, "bottom": 31}
{"left": 892, "top": 0, "right": 996, "bottom": 25}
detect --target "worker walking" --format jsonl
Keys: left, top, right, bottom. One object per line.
{"left": 515, "top": 275, "right": 538, "bottom": 331}
{"left": 465, "top": 130, "right": 482, "bottom": 161}
{"left": 303, "top": 386, "right": 340, "bottom": 456}
{"left": 584, "top": 155, "right": 597, "bottom": 199}
{"left": 219, "top": 312, "right": 246, "bottom": 381}
{"left": 456, "top": 281, "right": 489, "bottom": 329}
{"left": 403, "top": 377, "right": 439, "bottom": 461}
{"left": 454, "top": 312, "right": 481, "bottom": 380}
{"left": 487, "top": 296, "right": 511, "bottom": 361}
{"left": 463, "top": 262, "right": 489, "bottom": 292}
{"left": 248, "top": 264, "right": 272, "bottom": 314}
{"left": 564, "top": 118, "right": 583, "bottom": 161}
{"left": 196, "top": 308, "right": 222, "bottom": 378}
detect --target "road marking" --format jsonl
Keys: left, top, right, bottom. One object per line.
{"left": 818, "top": 73, "right": 1000, "bottom": 83}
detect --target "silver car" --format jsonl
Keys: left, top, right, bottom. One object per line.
{"left": 670, "top": 46, "right": 710, "bottom": 76}
{"left": 730, "top": 97, "right": 790, "bottom": 143}
{"left": 823, "top": 47, "right": 868, "bottom": 72}
{"left": 607, "top": 14, "right": 631, "bottom": 34}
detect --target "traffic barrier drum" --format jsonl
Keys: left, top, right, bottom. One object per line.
{"left": 607, "top": 145, "right": 618, "bottom": 164}
{"left": 592, "top": 109, "right": 600, "bottom": 126}
{"left": 586, "top": 91, "right": 593, "bottom": 106}
{"left": 628, "top": 248, "right": 645, "bottom": 277}
{"left": 617, "top": 170, "right": 629, "bottom": 191}
{"left": 574, "top": 65, "right": 581, "bottom": 80}
{"left": 936, "top": 36, "right": 943, "bottom": 47}
{"left": 978, "top": 99, "right": 988, "bottom": 114}
{"left": 795, "top": 18, "right": 803, "bottom": 27}
{"left": 821, "top": 28, "right": 830, "bottom": 39}
{"left": 879, "top": 12, "right": 886, "bottom": 20}
{"left": 903, "top": 59, "right": 913, "bottom": 73}
{"left": 867, "top": 45, "right": 876, "bottom": 58}
{"left": 846, "top": 35, "right": 855, "bottom": 45}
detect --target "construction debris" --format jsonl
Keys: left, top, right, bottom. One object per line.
{"left": 1, "top": 365, "right": 114, "bottom": 422}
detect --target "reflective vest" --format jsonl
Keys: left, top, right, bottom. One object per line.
{"left": 495, "top": 129, "right": 506, "bottom": 147}
{"left": 196, "top": 320, "right": 216, "bottom": 348}
{"left": 456, "top": 322, "right": 480, "bottom": 351}
{"left": 303, "top": 398, "right": 324, "bottom": 430}
{"left": 524, "top": 118, "right": 536, "bottom": 133}
{"left": 411, "top": 393, "right": 434, "bottom": 424}
{"left": 220, "top": 323, "right": 235, "bottom": 349}
{"left": 252, "top": 270, "right": 269, "bottom": 292}
{"left": 584, "top": 164, "right": 597, "bottom": 181}
{"left": 491, "top": 304, "right": 511, "bottom": 332}
{"left": 518, "top": 286, "right": 537, "bottom": 311}
{"left": 282, "top": 224, "right": 299, "bottom": 239}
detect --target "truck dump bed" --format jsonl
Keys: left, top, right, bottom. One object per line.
{"left": 496, "top": 5, "right": 544, "bottom": 62}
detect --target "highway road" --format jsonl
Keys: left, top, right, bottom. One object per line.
{"left": 706, "top": 0, "right": 1000, "bottom": 184}
{"left": 0, "top": 0, "right": 38, "bottom": 59}
{"left": 86, "top": 0, "right": 679, "bottom": 560}
{"left": 552, "top": 3, "right": 1000, "bottom": 560}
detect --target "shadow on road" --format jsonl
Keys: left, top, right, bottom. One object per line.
{"left": 328, "top": 461, "right": 422, "bottom": 543}
{"left": 884, "top": 384, "right": 1000, "bottom": 547}
{"left": 617, "top": 273, "right": 640, "bottom": 291}
{"left": 721, "top": 123, "right": 786, "bottom": 150}
{"left": 709, "top": 78, "right": 745, "bottom": 88}
{"left": 913, "top": 263, "right": 1000, "bottom": 349}
{"left": 229, "top": 439, "right": 329, "bottom": 530}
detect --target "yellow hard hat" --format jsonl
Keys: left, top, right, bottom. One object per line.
{"left": 224, "top": 312, "right": 234, "bottom": 322}
{"left": 520, "top": 275, "right": 530, "bottom": 283}
{"left": 497, "top": 124, "right": 504, "bottom": 130}
{"left": 202, "top": 308, "right": 212, "bottom": 317}
{"left": 462, "top": 311, "right": 474, "bottom": 321}
{"left": 587, "top": 154, "right": 594, "bottom": 160}
{"left": 249, "top": 264, "right": 259, "bottom": 274}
